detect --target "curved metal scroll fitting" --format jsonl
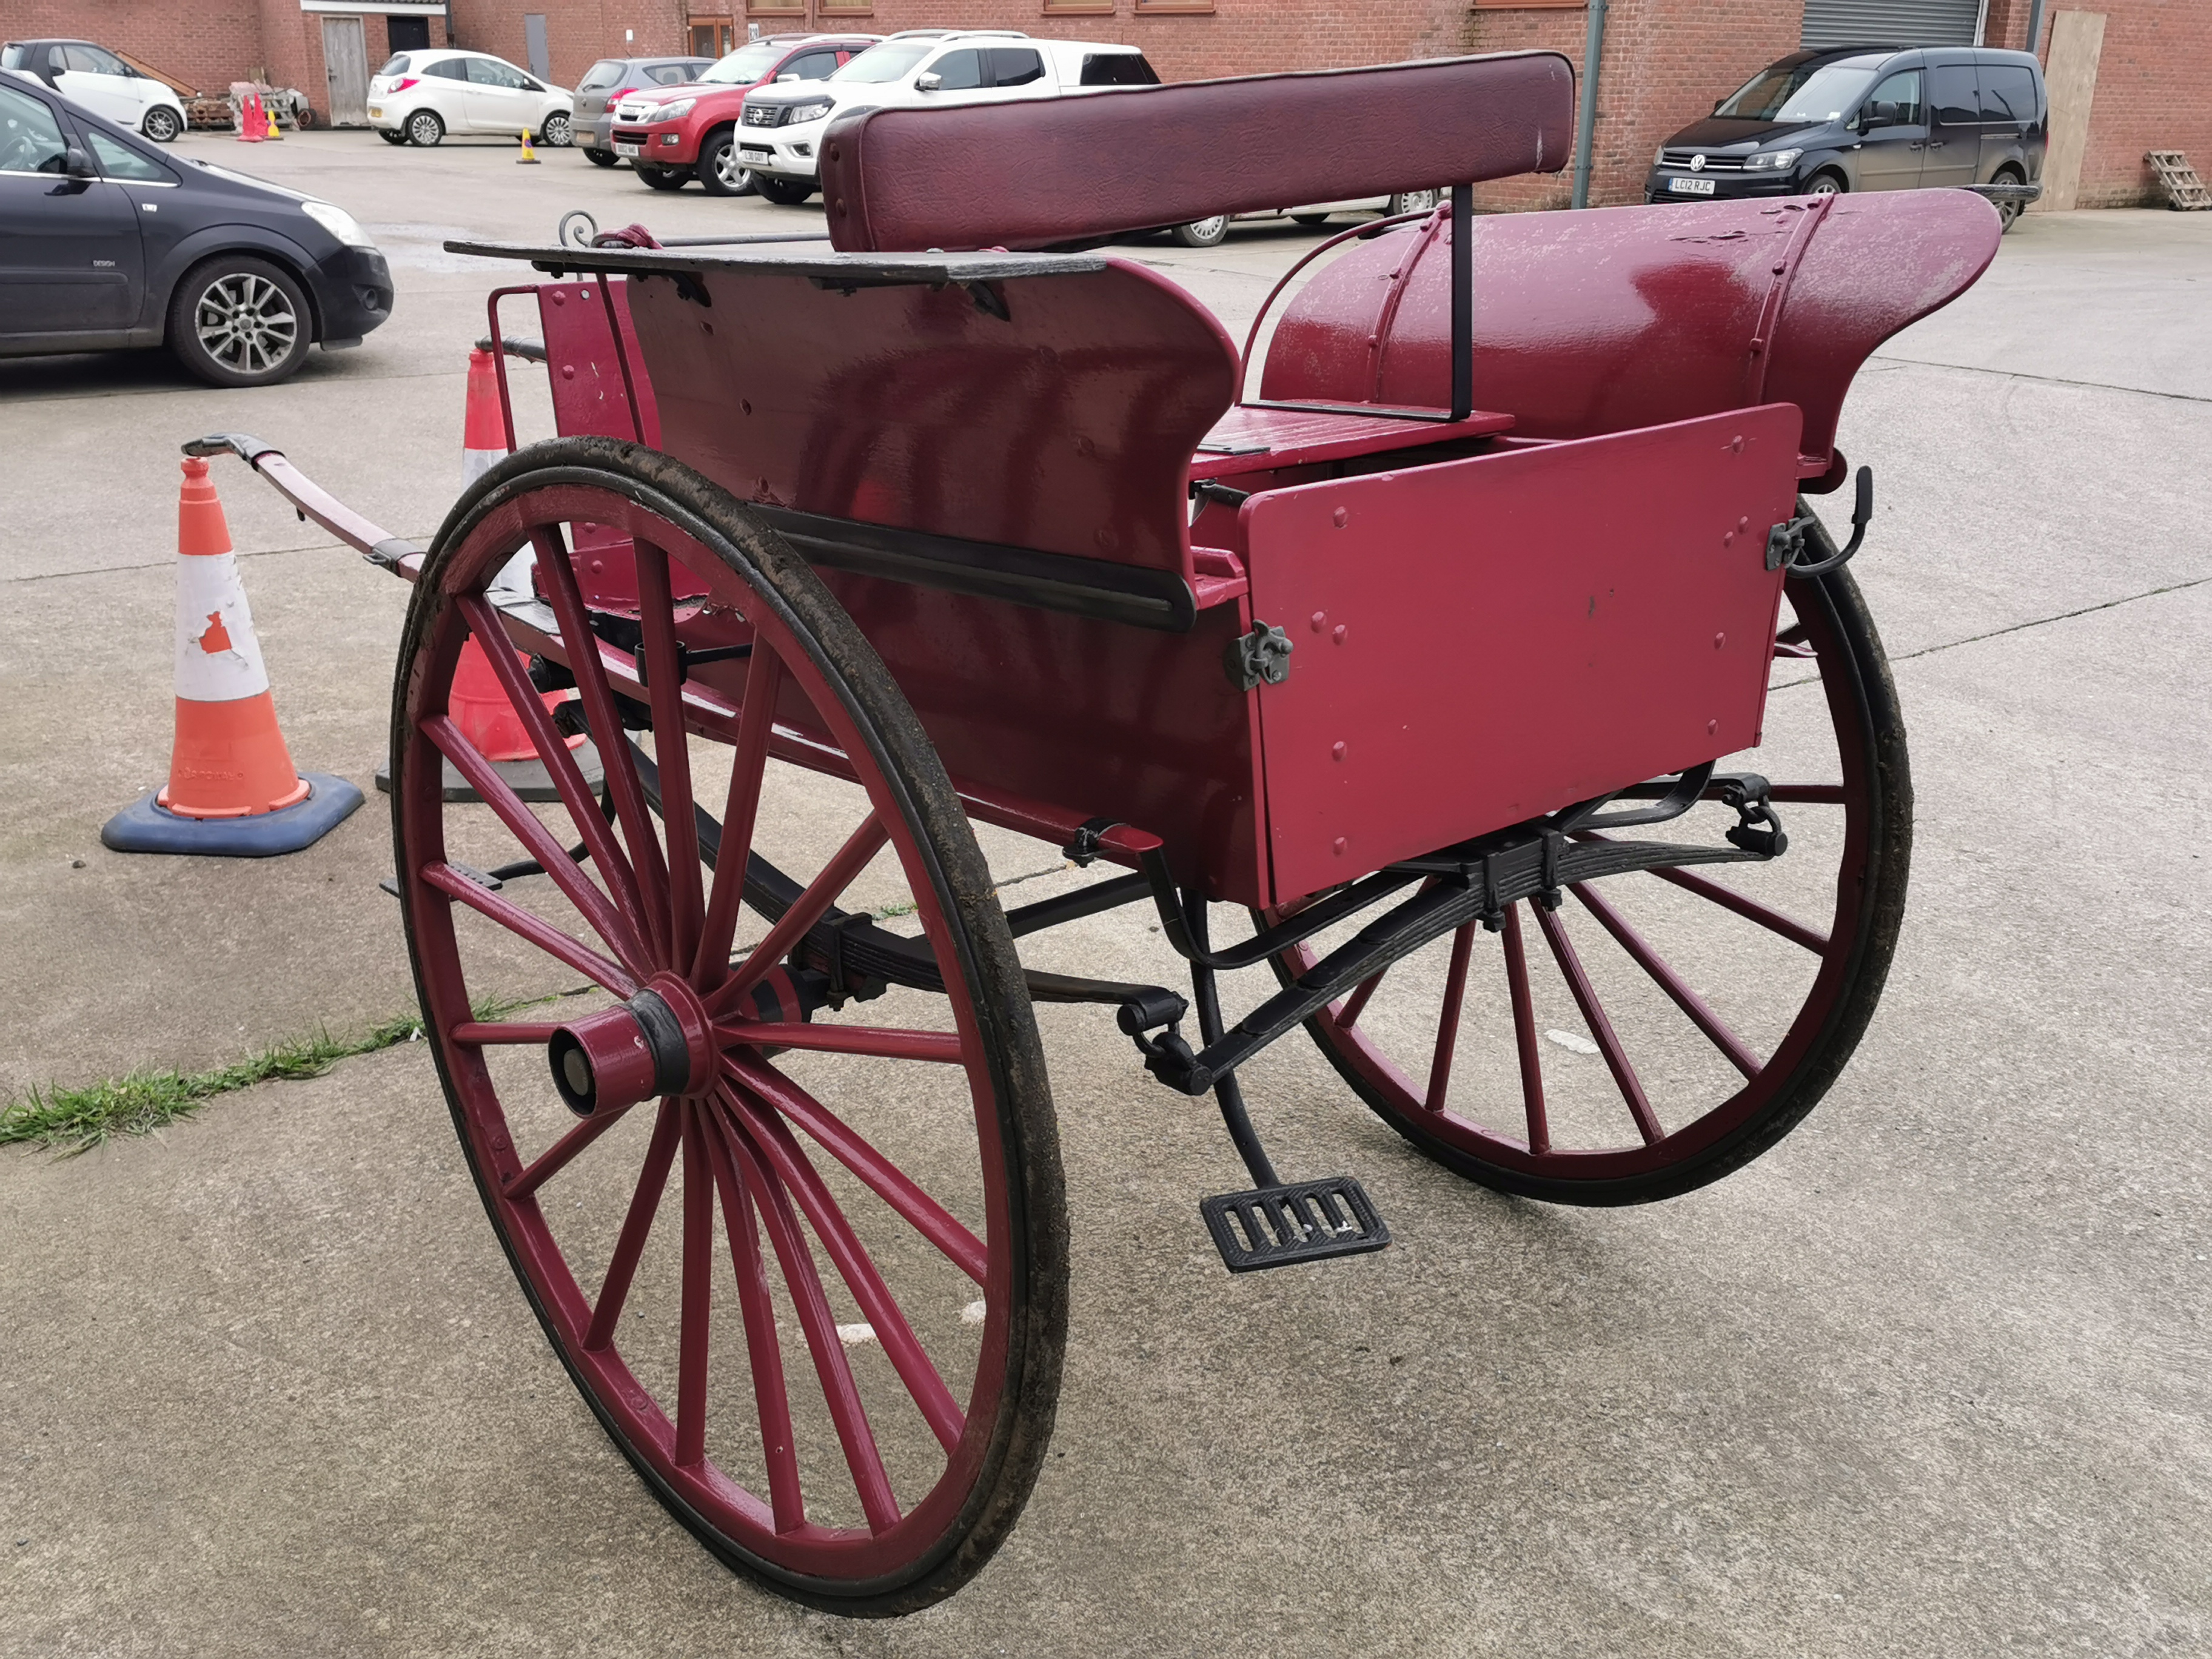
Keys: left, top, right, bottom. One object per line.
{"left": 1769, "top": 466, "right": 1875, "bottom": 579}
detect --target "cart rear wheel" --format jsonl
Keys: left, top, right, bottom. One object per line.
{"left": 1266, "top": 563, "right": 1908, "bottom": 1205}
{"left": 394, "top": 438, "right": 1065, "bottom": 1613}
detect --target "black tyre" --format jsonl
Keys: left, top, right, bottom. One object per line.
{"left": 696, "top": 129, "right": 751, "bottom": 197}
{"left": 1386, "top": 189, "right": 1439, "bottom": 215}
{"left": 539, "top": 110, "right": 572, "bottom": 147}
{"left": 141, "top": 106, "right": 183, "bottom": 143}
{"left": 1172, "top": 215, "right": 1228, "bottom": 249}
{"left": 582, "top": 144, "right": 618, "bottom": 167}
{"left": 406, "top": 108, "right": 444, "bottom": 147}
{"left": 637, "top": 162, "right": 691, "bottom": 191}
{"left": 1991, "top": 169, "right": 2026, "bottom": 233}
{"left": 1266, "top": 556, "right": 1910, "bottom": 1207}
{"left": 395, "top": 437, "right": 1067, "bottom": 1614}
{"left": 1291, "top": 213, "right": 1332, "bottom": 227}
{"left": 1806, "top": 171, "right": 1846, "bottom": 198}
{"left": 166, "top": 255, "right": 313, "bottom": 387}
{"left": 378, "top": 127, "right": 408, "bottom": 146}
{"left": 754, "top": 174, "right": 815, "bottom": 206}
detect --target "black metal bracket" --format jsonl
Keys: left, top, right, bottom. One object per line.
{"left": 1224, "top": 620, "right": 1293, "bottom": 691}
{"left": 1191, "top": 479, "right": 1252, "bottom": 512}
{"left": 1769, "top": 466, "right": 1874, "bottom": 577}
{"left": 631, "top": 638, "right": 751, "bottom": 689}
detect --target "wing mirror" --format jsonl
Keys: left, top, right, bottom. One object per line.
{"left": 915, "top": 71, "right": 941, "bottom": 92}
{"left": 62, "top": 143, "right": 95, "bottom": 179}
{"left": 1859, "top": 101, "right": 1898, "bottom": 130}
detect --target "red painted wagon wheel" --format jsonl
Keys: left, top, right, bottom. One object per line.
{"left": 391, "top": 438, "right": 1065, "bottom": 1613}
{"left": 1264, "top": 561, "right": 1909, "bottom": 1205}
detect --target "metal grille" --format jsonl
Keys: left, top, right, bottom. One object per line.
{"left": 1801, "top": 0, "right": 1984, "bottom": 49}
{"left": 743, "top": 105, "right": 780, "bottom": 127}
{"left": 1661, "top": 150, "right": 1747, "bottom": 171}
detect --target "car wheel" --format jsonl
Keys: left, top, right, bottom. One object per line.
{"left": 1291, "top": 212, "right": 1332, "bottom": 226}
{"left": 406, "top": 109, "right": 444, "bottom": 147}
{"left": 379, "top": 127, "right": 409, "bottom": 146}
{"left": 1991, "top": 168, "right": 2025, "bottom": 232}
{"left": 1806, "top": 172, "right": 1845, "bottom": 198}
{"left": 637, "top": 163, "right": 691, "bottom": 191}
{"left": 539, "top": 111, "right": 572, "bottom": 147}
{"left": 141, "top": 106, "right": 183, "bottom": 143}
{"left": 754, "top": 175, "right": 814, "bottom": 206}
{"left": 167, "top": 256, "right": 313, "bottom": 389}
{"left": 697, "top": 130, "right": 751, "bottom": 197}
{"left": 583, "top": 145, "right": 618, "bottom": 167}
{"left": 1386, "top": 189, "right": 1439, "bottom": 215}
{"left": 1173, "top": 215, "right": 1228, "bottom": 249}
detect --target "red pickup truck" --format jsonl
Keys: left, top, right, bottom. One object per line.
{"left": 609, "top": 32, "right": 877, "bottom": 196}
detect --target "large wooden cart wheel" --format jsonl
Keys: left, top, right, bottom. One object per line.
{"left": 392, "top": 438, "right": 1065, "bottom": 1613}
{"left": 1267, "top": 561, "right": 1909, "bottom": 1205}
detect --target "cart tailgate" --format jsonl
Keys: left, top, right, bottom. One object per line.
{"left": 1244, "top": 404, "right": 1801, "bottom": 905}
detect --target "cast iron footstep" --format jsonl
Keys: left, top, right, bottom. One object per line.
{"left": 1200, "top": 1176, "right": 1390, "bottom": 1272}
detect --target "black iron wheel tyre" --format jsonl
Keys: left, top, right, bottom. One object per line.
{"left": 583, "top": 144, "right": 618, "bottom": 167}
{"left": 142, "top": 106, "right": 182, "bottom": 142}
{"left": 754, "top": 175, "right": 814, "bottom": 206}
{"left": 394, "top": 437, "right": 1068, "bottom": 1614}
{"left": 406, "top": 109, "right": 444, "bottom": 147}
{"left": 540, "top": 111, "right": 572, "bottom": 147}
{"left": 166, "top": 255, "right": 313, "bottom": 388}
{"left": 697, "top": 130, "right": 747, "bottom": 196}
{"left": 380, "top": 127, "right": 409, "bottom": 145}
{"left": 637, "top": 163, "right": 689, "bottom": 191}
{"left": 1269, "top": 564, "right": 1910, "bottom": 1208}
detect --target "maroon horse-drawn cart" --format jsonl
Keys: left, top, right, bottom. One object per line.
{"left": 186, "top": 53, "right": 1999, "bottom": 1613}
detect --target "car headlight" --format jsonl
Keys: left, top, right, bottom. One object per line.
{"left": 646, "top": 98, "right": 694, "bottom": 123}
{"left": 783, "top": 99, "right": 833, "bottom": 126}
{"left": 1744, "top": 148, "right": 1803, "bottom": 172}
{"left": 301, "top": 200, "right": 374, "bottom": 248}
{"left": 1654, "top": 145, "right": 1666, "bottom": 166}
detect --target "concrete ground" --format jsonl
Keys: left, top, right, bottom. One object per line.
{"left": 2, "top": 133, "right": 2207, "bottom": 1656}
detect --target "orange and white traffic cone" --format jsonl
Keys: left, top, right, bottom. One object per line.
{"left": 102, "top": 458, "right": 363, "bottom": 856}
{"left": 237, "top": 91, "right": 263, "bottom": 143}
{"left": 374, "top": 347, "right": 603, "bottom": 803}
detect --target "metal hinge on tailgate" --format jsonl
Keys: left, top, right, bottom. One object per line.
{"left": 1224, "top": 620, "right": 1293, "bottom": 690}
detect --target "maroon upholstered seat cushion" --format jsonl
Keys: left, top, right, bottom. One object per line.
{"left": 821, "top": 53, "right": 1575, "bottom": 254}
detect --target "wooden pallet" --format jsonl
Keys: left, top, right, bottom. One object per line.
{"left": 2147, "top": 151, "right": 2211, "bottom": 210}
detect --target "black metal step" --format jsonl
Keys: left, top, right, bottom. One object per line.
{"left": 1199, "top": 1176, "right": 1390, "bottom": 1273}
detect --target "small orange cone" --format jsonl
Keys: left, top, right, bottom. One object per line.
{"left": 518, "top": 133, "right": 540, "bottom": 164}
{"left": 103, "top": 458, "right": 362, "bottom": 856}
{"left": 237, "top": 90, "right": 263, "bottom": 143}
{"left": 265, "top": 104, "right": 283, "bottom": 140}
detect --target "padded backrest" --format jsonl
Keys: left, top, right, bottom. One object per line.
{"left": 1259, "top": 190, "right": 2000, "bottom": 474}
{"left": 821, "top": 52, "right": 1575, "bottom": 253}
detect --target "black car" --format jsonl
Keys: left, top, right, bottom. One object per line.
{"left": 0, "top": 71, "right": 392, "bottom": 386}
{"left": 1647, "top": 45, "right": 2045, "bottom": 230}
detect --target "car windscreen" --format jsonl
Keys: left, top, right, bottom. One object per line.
{"left": 1717, "top": 55, "right": 1884, "bottom": 121}
{"left": 833, "top": 41, "right": 931, "bottom": 84}
{"left": 578, "top": 58, "right": 625, "bottom": 90}
{"left": 697, "top": 41, "right": 785, "bottom": 84}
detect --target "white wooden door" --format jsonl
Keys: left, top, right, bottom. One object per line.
{"left": 322, "top": 17, "right": 369, "bottom": 126}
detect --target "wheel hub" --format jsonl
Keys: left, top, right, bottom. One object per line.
{"left": 548, "top": 972, "right": 717, "bottom": 1114}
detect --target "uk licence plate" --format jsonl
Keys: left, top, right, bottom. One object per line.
{"left": 1668, "top": 176, "right": 1717, "bottom": 195}
{"left": 615, "top": 142, "right": 642, "bottom": 158}
{"left": 740, "top": 146, "right": 771, "bottom": 162}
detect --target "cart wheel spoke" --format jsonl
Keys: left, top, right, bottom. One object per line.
{"left": 421, "top": 859, "right": 635, "bottom": 997}
{"left": 728, "top": 1053, "right": 988, "bottom": 1284}
{"left": 455, "top": 593, "right": 655, "bottom": 954}
{"left": 676, "top": 1102, "right": 716, "bottom": 1466}
{"left": 716, "top": 1096, "right": 902, "bottom": 1534}
{"left": 1499, "top": 903, "right": 1551, "bottom": 1153}
{"left": 532, "top": 526, "right": 674, "bottom": 954}
{"left": 1422, "top": 923, "right": 1478, "bottom": 1111}
{"left": 706, "top": 813, "right": 889, "bottom": 1017}
{"left": 634, "top": 543, "right": 704, "bottom": 974}
{"left": 725, "top": 1088, "right": 967, "bottom": 1454}
{"left": 1531, "top": 902, "right": 1661, "bottom": 1145}
{"left": 696, "top": 1102, "right": 805, "bottom": 1532}
{"left": 695, "top": 643, "right": 786, "bottom": 987}
{"left": 1646, "top": 863, "right": 1828, "bottom": 953}
{"left": 506, "top": 1092, "right": 642, "bottom": 1200}
{"left": 1339, "top": 967, "right": 1388, "bottom": 1028}
{"left": 585, "top": 1101, "right": 682, "bottom": 1351}
{"left": 1570, "top": 882, "right": 1762, "bottom": 1080}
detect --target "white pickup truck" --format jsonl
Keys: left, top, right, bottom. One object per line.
{"left": 734, "top": 29, "right": 1158, "bottom": 205}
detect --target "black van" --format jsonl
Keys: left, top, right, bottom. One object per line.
{"left": 1645, "top": 45, "right": 2046, "bottom": 230}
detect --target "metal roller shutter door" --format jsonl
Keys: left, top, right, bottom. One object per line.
{"left": 1801, "top": 0, "right": 1985, "bottom": 49}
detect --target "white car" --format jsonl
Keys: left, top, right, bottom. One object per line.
{"left": 734, "top": 30, "right": 1156, "bottom": 205}
{"left": 1, "top": 39, "right": 188, "bottom": 141}
{"left": 367, "top": 50, "right": 574, "bottom": 149}
{"left": 1173, "top": 189, "right": 1444, "bottom": 249}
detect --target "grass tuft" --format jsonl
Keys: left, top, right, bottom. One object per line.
{"left": 1, "top": 994, "right": 557, "bottom": 1156}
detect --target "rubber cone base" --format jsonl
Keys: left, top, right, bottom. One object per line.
{"left": 373, "top": 736, "right": 603, "bottom": 802}
{"left": 102, "top": 773, "right": 364, "bottom": 857}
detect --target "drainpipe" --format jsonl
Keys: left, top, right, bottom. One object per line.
{"left": 2026, "top": 0, "right": 2048, "bottom": 57}
{"left": 1570, "top": 0, "right": 1610, "bottom": 209}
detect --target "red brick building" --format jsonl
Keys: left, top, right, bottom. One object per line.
{"left": 13, "top": 1, "right": 2203, "bottom": 209}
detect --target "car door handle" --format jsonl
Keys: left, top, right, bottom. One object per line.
{"left": 1928, "top": 140, "right": 1944, "bottom": 149}
{"left": 1908, "top": 141, "right": 1924, "bottom": 150}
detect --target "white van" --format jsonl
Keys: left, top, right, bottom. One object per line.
{"left": 734, "top": 30, "right": 1156, "bottom": 204}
